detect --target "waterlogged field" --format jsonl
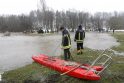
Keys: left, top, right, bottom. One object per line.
{"left": 0, "top": 34, "right": 62, "bottom": 71}
{"left": 2, "top": 32, "right": 124, "bottom": 83}
{"left": 0, "top": 32, "right": 118, "bottom": 72}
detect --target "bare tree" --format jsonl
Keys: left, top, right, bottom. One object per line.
{"left": 55, "top": 11, "right": 62, "bottom": 32}
{"left": 91, "top": 13, "right": 104, "bottom": 32}
{"left": 0, "top": 15, "right": 33, "bottom": 32}
{"left": 66, "top": 10, "right": 78, "bottom": 32}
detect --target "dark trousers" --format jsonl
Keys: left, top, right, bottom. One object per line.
{"left": 77, "top": 43, "right": 83, "bottom": 54}
{"left": 64, "top": 49, "right": 71, "bottom": 60}
{"left": 77, "top": 43, "right": 83, "bottom": 50}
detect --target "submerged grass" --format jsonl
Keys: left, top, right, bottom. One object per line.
{"left": 2, "top": 32, "right": 124, "bottom": 83}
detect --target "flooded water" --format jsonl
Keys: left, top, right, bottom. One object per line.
{"left": 114, "top": 51, "right": 124, "bottom": 56}
{"left": 0, "top": 32, "right": 119, "bottom": 72}
{"left": 0, "top": 34, "right": 63, "bottom": 72}
{"left": 84, "top": 32, "right": 119, "bottom": 50}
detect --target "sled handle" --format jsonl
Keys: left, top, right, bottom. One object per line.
{"left": 60, "top": 64, "right": 82, "bottom": 76}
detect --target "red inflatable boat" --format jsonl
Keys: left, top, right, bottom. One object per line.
{"left": 32, "top": 54, "right": 104, "bottom": 80}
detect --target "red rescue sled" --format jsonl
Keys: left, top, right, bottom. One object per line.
{"left": 32, "top": 54, "right": 104, "bottom": 80}
{"left": 32, "top": 49, "right": 113, "bottom": 80}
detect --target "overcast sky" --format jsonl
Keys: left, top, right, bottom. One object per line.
{"left": 0, "top": 0, "right": 124, "bottom": 15}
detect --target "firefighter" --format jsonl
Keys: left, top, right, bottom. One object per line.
{"left": 60, "top": 27, "right": 71, "bottom": 60}
{"left": 74, "top": 25, "right": 85, "bottom": 55}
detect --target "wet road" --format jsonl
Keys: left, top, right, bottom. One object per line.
{"left": 0, "top": 32, "right": 119, "bottom": 72}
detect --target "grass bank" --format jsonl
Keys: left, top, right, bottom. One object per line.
{"left": 2, "top": 32, "right": 124, "bottom": 83}
{"left": 112, "top": 32, "right": 124, "bottom": 52}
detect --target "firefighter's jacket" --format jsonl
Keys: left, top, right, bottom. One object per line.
{"left": 74, "top": 29, "right": 85, "bottom": 43}
{"left": 61, "top": 29, "right": 71, "bottom": 49}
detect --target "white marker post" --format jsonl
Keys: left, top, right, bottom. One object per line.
{"left": 0, "top": 74, "right": 1, "bottom": 81}
{"left": 0, "top": 72, "right": 4, "bottom": 81}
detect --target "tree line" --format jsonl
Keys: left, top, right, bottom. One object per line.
{"left": 0, "top": 10, "right": 124, "bottom": 33}
{"left": 0, "top": 15, "right": 32, "bottom": 32}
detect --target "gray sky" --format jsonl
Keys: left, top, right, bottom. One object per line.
{"left": 0, "top": 0, "right": 124, "bottom": 15}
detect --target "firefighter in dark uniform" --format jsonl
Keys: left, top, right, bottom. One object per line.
{"left": 74, "top": 25, "right": 85, "bottom": 55}
{"left": 60, "top": 27, "right": 71, "bottom": 60}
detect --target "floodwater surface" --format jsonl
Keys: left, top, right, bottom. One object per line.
{"left": 0, "top": 32, "right": 119, "bottom": 72}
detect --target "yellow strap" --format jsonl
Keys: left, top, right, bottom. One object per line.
{"left": 61, "top": 45, "right": 71, "bottom": 49}
{"left": 63, "top": 34, "right": 68, "bottom": 37}
{"left": 76, "top": 40, "right": 83, "bottom": 43}
{"left": 67, "top": 35, "right": 71, "bottom": 46}
{"left": 79, "top": 33, "right": 80, "bottom": 40}
{"left": 61, "top": 34, "right": 71, "bottom": 49}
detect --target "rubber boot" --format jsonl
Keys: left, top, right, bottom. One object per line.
{"left": 77, "top": 50, "right": 80, "bottom": 55}
{"left": 80, "top": 49, "right": 83, "bottom": 54}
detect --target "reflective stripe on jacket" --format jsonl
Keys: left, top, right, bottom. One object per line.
{"left": 61, "top": 29, "right": 71, "bottom": 49}
{"left": 75, "top": 30, "right": 85, "bottom": 43}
